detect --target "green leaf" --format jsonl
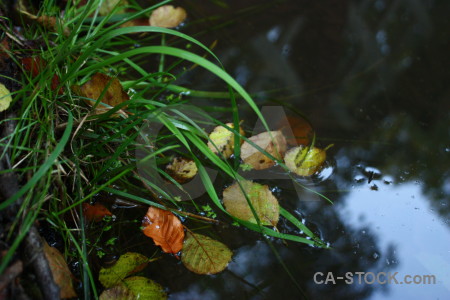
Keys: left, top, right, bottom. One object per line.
{"left": 284, "top": 145, "right": 328, "bottom": 176}
{"left": 99, "top": 276, "right": 166, "bottom": 300}
{"left": 181, "top": 232, "right": 232, "bottom": 275}
{"left": 223, "top": 180, "right": 280, "bottom": 226}
{"left": 99, "top": 252, "right": 149, "bottom": 288}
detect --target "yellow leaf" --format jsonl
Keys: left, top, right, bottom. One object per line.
{"left": 0, "top": 83, "right": 12, "bottom": 112}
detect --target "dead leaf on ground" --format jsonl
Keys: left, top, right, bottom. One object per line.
{"left": 165, "top": 157, "right": 198, "bottom": 183}
{"left": 99, "top": 252, "right": 150, "bottom": 288}
{"left": 82, "top": 202, "right": 113, "bottom": 222}
{"left": 73, "top": 73, "right": 129, "bottom": 114}
{"left": 181, "top": 232, "right": 232, "bottom": 275}
{"left": 207, "top": 122, "right": 245, "bottom": 158}
{"left": 36, "top": 15, "right": 70, "bottom": 36}
{"left": 240, "top": 131, "right": 287, "bottom": 170}
{"left": 222, "top": 180, "right": 279, "bottom": 226}
{"left": 120, "top": 17, "right": 150, "bottom": 28}
{"left": 99, "top": 0, "right": 129, "bottom": 16}
{"left": 43, "top": 241, "right": 77, "bottom": 299}
{"left": 21, "top": 56, "right": 63, "bottom": 94}
{"left": 149, "top": 5, "right": 187, "bottom": 28}
{"left": 142, "top": 207, "right": 184, "bottom": 255}
{"left": 0, "top": 84, "right": 13, "bottom": 112}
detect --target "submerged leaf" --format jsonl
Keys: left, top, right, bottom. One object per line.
{"left": 240, "top": 131, "right": 287, "bottom": 170}
{"left": 207, "top": 123, "right": 245, "bottom": 158}
{"left": 99, "top": 284, "right": 135, "bottom": 300}
{"left": 99, "top": 276, "right": 166, "bottom": 300}
{"left": 284, "top": 145, "right": 328, "bottom": 176}
{"left": 278, "top": 116, "right": 313, "bottom": 146}
{"left": 74, "top": 73, "right": 129, "bottom": 114}
{"left": 181, "top": 232, "right": 232, "bottom": 275}
{"left": 0, "top": 83, "right": 12, "bottom": 112}
{"left": 223, "top": 180, "right": 279, "bottom": 226}
{"left": 165, "top": 157, "right": 198, "bottom": 183}
{"left": 142, "top": 207, "right": 184, "bottom": 254}
{"left": 82, "top": 202, "right": 112, "bottom": 222}
{"left": 149, "top": 5, "right": 187, "bottom": 28}
{"left": 99, "top": 252, "right": 149, "bottom": 288}
{"left": 43, "top": 241, "right": 77, "bottom": 299}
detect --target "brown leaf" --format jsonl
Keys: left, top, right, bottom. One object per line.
{"left": 165, "top": 157, "right": 198, "bottom": 183}
{"left": 240, "top": 131, "right": 287, "bottom": 170}
{"left": 149, "top": 5, "right": 187, "bottom": 28}
{"left": 21, "top": 56, "right": 63, "bottom": 94}
{"left": 82, "top": 202, "right": 113, "bottom": 222}
{"left": 74, "top": 73, "right": 129, "bottom": 114}
{"left": 142, "top": 207, "right": 184, "bottom": 254}
{"left": 43, "top": 241, "right": 77, "bottom": 299}
{"left": 36, "top": 16, "right": 70, "bottom": 36}
{"left": 120, "top": 17, "right": 150, "bottom": 28}
{"left": 278, "top": 116, "right": 313, "bottom": 146}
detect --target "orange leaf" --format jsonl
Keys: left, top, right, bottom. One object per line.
{"left": 74, "top": 73, "right": 129, "bottom": 114}
{"left": 43, "top": 241, "right": 77, "bottom": 299}
{"left": 278, "top": 116, "right": 313, "bottom": 146}
{"left": 82, "top": 202, "right": 113, "bottom": 222}
{"left": 142, "top": 207, "right": 184, "bottom": 255}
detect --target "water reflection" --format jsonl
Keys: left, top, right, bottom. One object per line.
{"left": 166, "top": 0, "right": 450, "bottom": 298}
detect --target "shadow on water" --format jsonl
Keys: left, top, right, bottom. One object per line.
{"left": 110, "top": 0, "right": 449, "bottom": 299}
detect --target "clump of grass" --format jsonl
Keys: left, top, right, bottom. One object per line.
{"left": 0, "top": 0, "right": 328, "bottom": 297}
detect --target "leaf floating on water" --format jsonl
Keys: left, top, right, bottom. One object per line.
{"left": 181, "top": 232, "right": 232, "bottom": 275}
{"left": 207, "top": 123, "right": 245, "bottom": 158}
{"left": 149, "top": 5, "right": 187, "bottom": 28}
{"left": 142, "top": 207, "right": 184, "bottom": 254}
{"left": 222, "top": 180, "right": 279, "bottom": 226}
{"left": 99, "top": 284, "right": 135, "bottom": 300}
{"left": 278, "top": 116, "right": 313, "bottom": 146}
{"left": 99, "top": 276, "right": 167, "bottom": 300}
{"left": 99, "top": 252, "right": 150, "bottom": 288}
{"left": 82, "top": 202, "right": 113, "bottom": 222}
{"left": 240, "top": 131, "right": 287, "bottom": 170}
{"left": 165, "top": 157, "right": 198, "bottom": 183}
{"left": 0, "top": 84, "right": 12, "bottom": 112}
{"left": 73, "top": 72, "right": 129, "bottom": 114}
{"left": 284, "top": 145, "right": 331, "bottom": 176}
{"left": 43, "top": 241, "right": 77, "bottom": 299}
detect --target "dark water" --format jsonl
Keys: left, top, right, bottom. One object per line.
{"left": 116, "top": 1, "right": 450, "bottom": 299}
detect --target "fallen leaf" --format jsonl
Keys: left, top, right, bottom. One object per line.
{"left": 73, "top": 73, "right": 129, "bottom": 114}
{"left": 0, "top": 84, "right": 13, "bottom": 112}
{"left": 278, "top": 116, "right": 313, "bottom": 146}
{"left": 222, "top": 180, "right": 279, "bottom": 226}
{"left": 284, "top": 145, "right": 330, "bottom": 176}
{"left": 99, "top": 0, "right": 129, "bottom": 16}
{"left": 21, "top": 56, "right": 63, "bottom": 94}
{"left": 43, "top": 241, "right": 77, "bottom": 299}
{"left": 240, "top": 131, "right": 287, "bottom": 170}
{"left": 181, "top": 232, "right": 232, "bottom": 275}
{"left": 207, "top": 123, "right": 245, "bottom": 158}
{"left": 0, "top": 38, "right": 11, "bottom": 63}
{"left": 99, "top": 284, "right": 135, "bottom": 300}
{"left": 165, "top": 157, "right": 198, "bottom": 183}
{"left": 120, "top": 17, "right": 149, "bottom": 28}
{"left": 149, "top": 5, "right": 187, "bottom": 28}
{"left": 142, "top": 207, "right": 184, "bottom": 254}
{"left": 99, "top": 252, "right": 150, "bottom": 288}
{"left": 36, "top": 15, "right": 70, "bottom": 36}
{"left": 122, "top": 277, "right": 167, "bottom": 299}
{"left": 82, "top": 202, "right": 112, "bottom": 222}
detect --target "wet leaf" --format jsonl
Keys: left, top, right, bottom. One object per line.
{"left": 99, "top": 284, "right": 135, "bottom": 300}
{"left": 284, "top": 145, "right": 329, "bottom": 176}
{"left": 99, "top": 0, "right": 129, "bottom": 16}
{"left": 142, "top": 207, "right": 184, "bottom": 254}
{"left": 165, "top": 157, "right": 198, "bottom": 183}
{"left": 82, "top": 202, "right": 113, "bottom": 222}
{"left": 240, "top": 131, "right": 287, "bottom": 170}
{"left": 222, "top": 180, "right": 279, "bottom": 226}
{"left": 181, "top": 232, "right": 232, "bottom": 275}
{"left": 73, "top": 73, "right": 129, "bottom": 114}
{"left": 278, "top": 116, "right": 313, "bottom": 146}
{"left": 149, "top": 5, "right": 187, "bottom": 28}
{"left": 43, "top": 241, "right": 77, "bottom": 299}
{"left": 99, "top": 252, "right": 150, "bottom": 288}
{"left": 207, "top": 123, "right": 244, "bottom": 158}
{"left": 0, "top": 83, "right": 13, "bottom": 112}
